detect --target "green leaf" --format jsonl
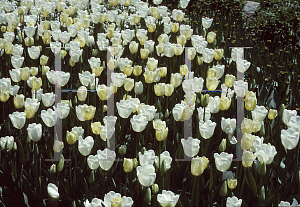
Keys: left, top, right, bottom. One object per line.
{"left": 245, "top": 168, "right": 257, "bottom": 196}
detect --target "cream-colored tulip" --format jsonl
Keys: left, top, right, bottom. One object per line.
{"left": 159, "top": 67, "right": 167, "bottom": 77}
{"left": 206, "top": 77, "right": 219, "bottom": 90}
{"left": 225, "top": 74, "right": 235, "bottom": 88}
{"left": 14, "top": 94, "right": 25, "bottom": 108}
{"left": 140, "top": 48, "right": 149, "bottom": 59}
{"left": 133, "top": 65, "right": 142, "bottom": 76}
{"left": 172, "top": 23, "right": 179, "bottom": 33}
{"left": 124, "top": 78, "right": 134, "bottom": 91}
{"left": 268, "top": 109, "right": 277, "bottom": 120}
{"left": 207, "top": 32, "right": 216, "bottom": 43}
{"left": 91, "top": 122, "right": 102, "bottom": 135}
{"left": 165, "top": 84, "right": 174, "bottom": 96}
{"left": 219, "top": 96, "right": 231, "bottom": 111}
{"left": 214, "top": 49, "right": 224, "bottom": 60}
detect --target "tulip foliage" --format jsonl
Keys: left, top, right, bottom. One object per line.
{"left": 0, "top": 0, "right": 300, "bottom": 206}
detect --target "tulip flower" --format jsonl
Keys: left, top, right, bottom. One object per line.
{"left": 140, "top": 105, "right": 157, "bottom": 121}
{"left": 255, "top": 143, "right": 277, "bottom": 165}
{"left": 181, "top": 137, "right": 200, "bottom": 157}
{"left": 251, "top": 105, "right": 268, "bottom": 122}
{"left": 91, "top": 122, "right": 102, "bottom": 135}
{"left": 134, "top": 81, "right": 143, "bottom": 95}
{"left": 244, "top": 91, "right": 257, "bottom": 111}
{"left": 28, "top": 46, "right": 40, "bottom": 59}
{"left": 199, "top": 120, "right": 216, "bottom": 139}
{"left": 137, "top": 164, "right": 156, "bottom": 187}
{"left": 47, "top": 183, "right": 59, "bottom": 200}
{"left": 46, "top": 70, "right": 70, "bottom": 87}
{"left": 155, "top": 151, "right": 172, "bottom": 171}
{"left": 9, "top": 111, "right": 26, "bottom": 129}
{"left": 11, "top": 55, "right": 24, "bottom": 69}
{"left": 191, "top": 156, "right": 209, "bottom": 176}
{"left": 123, "top": 158, "right": 134, "bottom": 173}
{"left": 78, "top": 136, "right": 94, "bottom": 156}
{"left": 268, "top": 109, "right": 278, "bottom": 120}
{"left": 282, "top": 109, "right": 297, "bottom": 125}
{"left": 97, "top": 84, "right": 114, "bottom": 100}
{"left": 129, "top": 41, "right": 139, "bottom": 54}
{"left": 14, "top": 94, "right": 24, "bottom": 108}
{"left": 0, "top": 136, "right": 14, "bottom": 151}
{"left": 221, "top": 117, "right": 236, "bottom": 135}
{"left": 219, "top": 96, "right": 231, "bottom": 111}
{"left": 157, "top": 190, "right": 180, "bottom": 207}
{"left": 27, "top": 123, "right": 42, "bottom": 142}
{"left": 87, "top": 155, "right": 100, "bottom": 170}
{"left": 41, "top": 92, "right": 55, "bottom": 107}
{"left": 9, "top": 68, "right": 21, "bottom": 83}
{"left": 202, "top": 17, "right": 213, "bottom": 29}
{"left": 236, "top": 59, "right": 251, "bottom": 73}
{"left": 242, "top": 151, "right": 256, "bottom": 167}
{"left": 66, "top": 130, "right": 77, "bottom": 145}
{"left": 97, "top": 148, "right": 116, "bottom": 171}
{"left": 79, "top": 71, "right": 95, "bottom": 87}
{"left": 103, "top": 191, "right": 133, "bottom": 207}
{"left": 197, "top": 107, "right": 211, "bottom": 122}
{"left": 231, "top": 48, "right": 244, "bottom": 62}
{"left": 12, "top": 44, "right": 24, "bottom": 56}
{"left": 214, "top": 152, "right": 233, "bottom": 172}
{"left": 226, "top": 196, "right": 242, "bottom": 207}
{"left": 281, "top": 128, "right": 299, "bottom": 150}
{"left": 41, "top": 109, "right": 57, "bottom": 127}
{"left": 116, "top": 100, "right": 133, "bottom": 119}
{"left": 53, "top": 102, "right": 70, "bottom": 119}
{"left": 130, "top": 114, "right": 148, "bottom": 132}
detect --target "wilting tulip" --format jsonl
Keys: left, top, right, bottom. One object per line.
{"left": 27, "top": 123, "right": 42, "bottom": 142}
{"left": 214, "top": 152, "right": 233, "bottom": 172}
{"left": 14, "top": 94, "right": 25, "bottom": 108}
{"left": 41, "top": 109, "right": 57, "bottom": 127}
{"left": 47, "top": 183, "right": 59, "bottom": 200}
{"left": 137, "top": 164, "right": 156, "bottom": 187}
{"left": 281, "top": 128, "right": 299, "bottom": 150}
{"left": 78, "top": 136, "right": 94, "bottom": 156}
{"left": 97, "top": 148, "right": 116, "bottom": 171}
{"left": 191, "top": 156, "right": 209, "bottom": 176}
{"left": 226, "top": 196, "right": 242, "bottom": 207}
{"left": 130, "top": 114, "right": 148, "bottom": 132}
{"left": 9, "top": 111, "right": 26, "bottom": 129}
{"left": 242, "top": 151, "right": 256, "bottom": 167}
{"left": 181, "top": 137, "right": 200, "bottom": 157}
{"left": 202, "top": 17, "right": 213, "bottom": 29}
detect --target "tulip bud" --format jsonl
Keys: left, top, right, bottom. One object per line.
{"left": 66, "top": 131, "right": 77, "bottom": 145}
{"left": 144, "top": 187, "right": 151, "bottom": 203}
{"left": 1, "top": 26, "right": 6, "bottom": 32}
{"left": 123, "top": 158, "right": 133, "bottom": 173}
{"left": 259, "top": 186, "right": 265, "bottom": 201}
{"left": 133, "top": 158, "right": 138, "bottom": 168}
{"left": 201, "top": 94, "right": 209, "bottom": 107}
{"left": 259, "top": 123, "right": 265, "bottom": 137}
{"left": 50, "top": 164, "right": 56, "bottom": 174}
{"left": 165, "top": 109, "right": 169, "bottom": 119}
{"left": 35, "top": 143, "right": 39, "bottom": 155}
{"left": 72, "top": 201, "right": 76, "bottom": 207}
{"left": 117, "top": 145, "right": 127, "bottom": 156}
{"left": 13, "top": 142, "right": 17, "bottom": 151}
{"left": 218, "top": 139, "right": 226, "bottom": 152}
{"left": 57, "top": 155, "right": 64, "bottom": 172}
{"left": 220, "top": 180, "right": 227, "bottom": 197}
{"left": 89, "top": 170, "right": 95, "bottom": 184}
{"left": 202, "top": 29, "right": 206, "bottom": 37}
{"left": 141, "top": 147, "right": 146, "bottom": 155}
{"left": 161, "top": 159, "right": 167, "bottom": 174}
{"left": 92, "top": 49, "right": 98, "bottom": 56}
{"left": 279, "top": 104, "right": 285, "bottom": 117}
{"left": 172, "top": 23, "right": 179, "bottom": 33}
{"left": 152, "top": 184, "right": 159, "bottom": 194}
{"left": 268, "top": 109, "right": 277, "bottom": 120}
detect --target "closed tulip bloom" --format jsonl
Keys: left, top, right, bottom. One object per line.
{"left": 9, "top": 111, "right": 26, "bottom": 129}
{"left": 130, "top": 114, "right": 148, "bottom": 132}
{"left": 221, "top": 117, "right": 236, "bottom": 134}
{"left": 139, "top": 149, "right": 156, "bottom": 166}
{"left": 66, "top": 130, "right": 77, "bottom": 145}
{"left": 242, "top": 151, "right": 256, "bottom": 167}
{"left": 79, "top": 71, "right": 95, "bottom": 87}
{"left": 199, "top": 120, "right": 216, "bottom": 139}
{"left": 207, "top": 96, "right": 220, "bottom": 113}
{"left": 207, "top": 68, "right": 216, "bottom": 78}
{"left": 171, "top": 23, "right": 179, "bottom": 33}
{"left": 227, "top": 178, "right": 237, "bottom": 189}
{"left": 148, "top": 23, "right": 156, "bottom": 33}
{"left": 214, "top": 49, "right": 224, "bottom": 60}
{"left": 137, "top": 164, "right": 156, "bottom": 187}
{"left": 83, "top": 105, "right": 96, "bottom": 120}
{"left": 234, "top": 80, "right": 248, "bottom": 97}
{"left": 236, "top": 59, "right": 251, "bottom": 73}
{"left": 117, "top": 100, "right": 133, "bottom": 118}
{"left": 77, "top": 86, "right": 87, "bottom": 102}
{"left": 97, "top": 84, "right": 113, "bottom": 100}
{"left": 129, "top": 41, "right": 138, "bottom": 54}
{"left": 87, "top": 155, "right": 99, "bottom": 170}
{"left": 27, "top": 123, "right": 42, "bottom": 142}
{"left": 181, "top": 137, "right": 200, "bottom": 157}
{"left": 207, "top": 32, "right": 216, "bottom": 43}
{"left": 144, "top": 70, "right": 155, "bottom": 84}
{"left": 206, "top": 77, "right": 219, "bottom": 90}
{"left": 172, "top": 103, "right": 185, "bottom": 121}
{"left": 123, "top": 65, "right": 133, "bottom": 76}
{"left": 124, "top": 78, "right": 134, "bottom": 92}
{"left": 268, "top": 109, "right": 277, "bottom": 120}
{"left": 14, "top": 94, "right": 25, "bottom": 108}
{"left": 132, "top": 65, "right": 142, "bottom": 76}
{"left": 202, "top": 17, "right": 213, "bottom": 29}
{"left": 140, "top": 48, "right": 149, "bottom": 59}
{"left": 0, "top": 136, "right": 14, "bottom": 151}
{"left": 202, "top": 48, "right": 214, "bottom": 63}
{"left": 42, "top": 66, "right": 50, "bottom": 75}
{"left": 53, "top": 102, "right": 70, "bottom": 119}
{"left": 164, "top": 84, "right": 174, "bottom": 97}
{"left": 123, "top": 158, "right": 133, "bottom": 173}
{"left": 134, "top": 81, "right": 143, "bottom": 95}
{"left": 97, "top": 148, "right": 116, "bottom": 171}
{"left": 25, "top": 105, "right": 35, "bottom": 119}
{"left": 173, "top": 43, "right": 184, "bottom": 56}
{"left": 155, "top": 151, "right": 172, "bottom": 171}
{"left": 78, "top": 136, "right": 94, "bottom": 156}
{"left": 41, "top": 92, "right": 54, "bottom": 107}
{"left": 170, "top": 73, "right": 182, "bottom": 88}
{"left": 255, "top": 143, "right": 277, "bottom": 165}
{"left": 47, "top": 183, "right": 59, "bottom": 200}
{"left": 251, "top": 105, "right": 268, "bottom": 122}
{"left": 147, "top": 58, "right": 158, "bottom": 71}
{"left": 225, "top": 74, "right": 235, "bottom": 87}
{"left": 214, "top": 152, "right": 233, "bottom": 172}
{"left": 282, "top": 109, "right": 297, "bottom": 125}
{"left": 30, "top": 67, "right": 38, "bottom": 76}
{"left": 154, "top": 83, "right": 165, "bottom": 96}
{"left": 191, "top": 156, "right": 209, "bottom": 176}
{"left": 245, "top": 91, "right": 257, "bottom": 111}
{"left": 156, "top": 127, "right": 168, "bottom": 141}
{"left": 226, "top": 196, "right": 242, "bottom": 207}
{"left": 91, "top": 122, "right": 102, "bottom": 135}
{"left": 140, "top": 105, "right": 157, "bottom": 121}
{"left": 177, "top": 35, "right": 186, "bottom": 46}
{"left": 32, "top": 77, "right": 42, "bottom": 91}
{"left": 41, "top": 109, "right": 57, "bottom": 127}
{"left": 28, "top": 46, "right": 40, "bottom": 59}
{"left": 219, "top": 96, "right": 231, "bottom": 111}
{"left": 9, "top": 68, "right": 21, "bottom": 83}
{"left": 281, "top": 128, "right": 299, "bottom": 150}
{"left": 11, "top": 55, "right": 24, "bottom": 69}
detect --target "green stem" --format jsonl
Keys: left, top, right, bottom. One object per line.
{"left": 124, "top": 173, "right": 128, "bottom": 196}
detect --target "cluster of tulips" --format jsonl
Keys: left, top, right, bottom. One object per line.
{"left": 0, "top": 0, "right": 300, "bottom": 206}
